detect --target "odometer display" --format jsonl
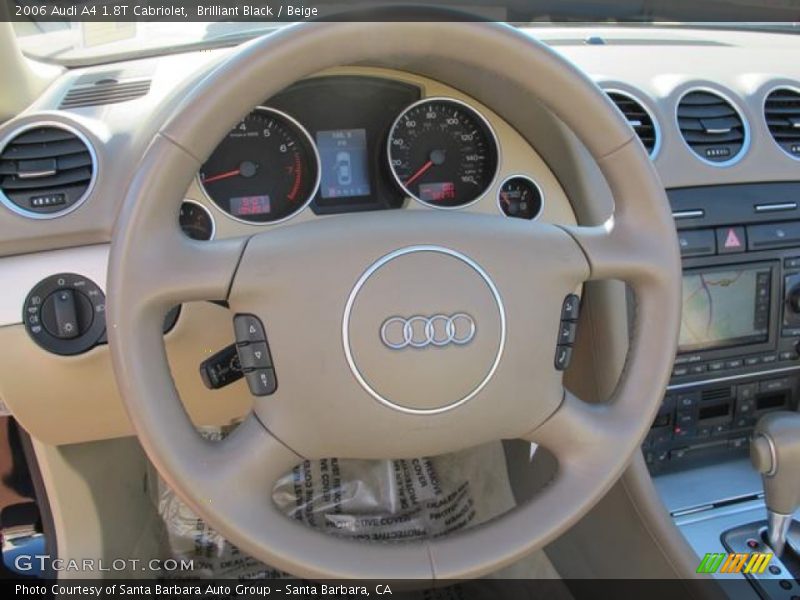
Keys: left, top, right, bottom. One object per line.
{"left": 199, "top": 107, "right": 320, "bottom": 224}
{"left": 387, "top": 98, "right": 499, "bottom": 208}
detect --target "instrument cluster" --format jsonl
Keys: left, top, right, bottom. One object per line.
{"left": 182, "top": 75, "right": 542, "bottom": 239}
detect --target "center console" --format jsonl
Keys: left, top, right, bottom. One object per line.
{"left": 645, "top": 182, "right": 800, "bottom": 474}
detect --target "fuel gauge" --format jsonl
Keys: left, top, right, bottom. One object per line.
{"left": 498, "top": 176, "right": 543, "bottom": 220}
{"left": 179, "top": 200, "right": 215, "bottom": 241}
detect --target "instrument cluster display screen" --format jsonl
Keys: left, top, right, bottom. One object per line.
{"left": 316, "top": 129, "right": 371, "bottom": 199}
{"left": 679, "top": 265, "right": 771, "bottom": 353}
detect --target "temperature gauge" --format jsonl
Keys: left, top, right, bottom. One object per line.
{"left": 497, "top": 176, "right": 543, "bottom": 220}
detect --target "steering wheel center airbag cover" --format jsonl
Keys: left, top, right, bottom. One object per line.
{"left": 343, "top": 245, "right": 505, "bottom": 414}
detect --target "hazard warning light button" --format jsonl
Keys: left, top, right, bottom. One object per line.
{"left": 716, "top": 226, "right": 747, "bottom": 254}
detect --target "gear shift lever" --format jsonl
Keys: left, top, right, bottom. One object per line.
{"left": 751, "top": 411, "right": 800, "bottom": 556}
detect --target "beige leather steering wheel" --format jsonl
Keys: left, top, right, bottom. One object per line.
{"left": 107, "top": 22, "right": 681, "bottom": 580}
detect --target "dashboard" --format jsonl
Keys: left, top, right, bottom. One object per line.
{"left": 2, "top": 26, "right": 800, "bottom": 450}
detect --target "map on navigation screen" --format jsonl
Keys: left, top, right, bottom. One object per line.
{"left": 679, "top": 267, "right": 771, "bottom": 353}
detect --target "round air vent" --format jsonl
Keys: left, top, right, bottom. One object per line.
{"left": 606, "top": 90, "right": 660, "bottom": 158}
{"left": 677, "top": 89, "right": 748, "bottom": 166}
{"left": 0, "top": 122, "right": 96, "bottom": 218}
{"left": 764, "top": 87, "right": 800, "bottom": 160}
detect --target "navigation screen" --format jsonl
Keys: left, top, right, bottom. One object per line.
{"left": 679, "top": 266, "right": 771, "bottom": 353}
{"left": 316, "top": 128, "right": 371, "bottom": 198}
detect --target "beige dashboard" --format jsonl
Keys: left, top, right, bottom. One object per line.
{"left": 1, "top": 26, "right": 800, "bottom": 445}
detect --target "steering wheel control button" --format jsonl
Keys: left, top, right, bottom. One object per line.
{"left": 245, "top": 368, "right": 277, "bottom": 396}
{"left": 561, "top": 294, "right": 580, "bottom": 321}
{"left": 554, "top": 294, "right": 580, "bottom": 370}
{"left": 199, "top": 344, "right": 243, "bottom": 390}
{"left": 232, "top": 314, "right": 276, "bottom": 396}
{"left": 233, "top": 314, "right": 266, "bottom": 344}
{"left": 23, "top": 273, "right": 106, "bottom": 356}
{"left": 238, "top": 342, "right": 271, "bottom": 371}
{"left": 558, "top": 321, "right": 578, "bottom": 345}
{"left": 554, "top": 345, "right": 573, "bottom": 371}
{"left": 344, "top": 246, "right": 505, "bottom": 414}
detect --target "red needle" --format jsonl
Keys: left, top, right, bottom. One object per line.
{"left": 201, "top": 168, "right": 241, "bottom": 185}
{"left": 403, "top": 160, "right": 434, "bottom": 187}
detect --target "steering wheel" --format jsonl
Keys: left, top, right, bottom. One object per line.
{"left": 107, "top": 21, "right": 681, "bottom": 580}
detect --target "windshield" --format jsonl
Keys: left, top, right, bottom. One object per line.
{"left": 9, "top": 0, "right": 800, "bottom": 66}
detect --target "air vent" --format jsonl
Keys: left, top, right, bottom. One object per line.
{"left": 677, "top": 90, "right": 748, "bottom": 165}
{"left": 764, "top": 87, "right": 800, "bottom": 159}
{"left": 701, "top": 387, "right": 733, "bottom": 402}
{"left": 60, "top": 78, "right": 151, "bottom": 109}
{"left": 606, "top": 90, "right": 660, "bottom": 158}
{"left": 0, "top": 124, "right": 96, "bottom": 218}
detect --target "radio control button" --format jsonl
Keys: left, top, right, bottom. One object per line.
{"left": 737, "top": 383, "right": 758, "bottom": 401}
{"left": 782, "top": 328, "right": 800, "bottom": 337}
{"left": 725, "top": 358, "right": 744, "bottom": 369}
{"left": 762, "top": 354, "right": 778, "bottom": 364}
{"left": 785, "top": 257, "right": 800, "bottom": 270}
{"left": 779, "top": 351, "right": 799, "bottom": 361}
{"left": 760, "top": 377, "right": 792, "bottom": 392}
{"left": 689, "top": 364, "right": 707, "bottom": 375}
{"left": 744, "top": 356, "right": 761, "bottom": 367}
{"left": 676, "top": 392, "right": 699, "bottom": 408}
{"left": 672, "top": 366, "right": 688, "bottom": 377}
{"left": 708, "top": 361, "right": 726, "bottom": 371}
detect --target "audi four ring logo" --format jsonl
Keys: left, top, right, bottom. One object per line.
{"left": 380, "top": 314, "right": 476, "bottom": 349}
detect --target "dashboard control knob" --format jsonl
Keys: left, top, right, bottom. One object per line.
{"left": 41, "top": 289, "right": 93, "bottom": 339}
{"left": 23, "top": 273, "right": 107, "bottom": 355}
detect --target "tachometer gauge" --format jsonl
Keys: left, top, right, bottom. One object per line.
{"left": 387, "top": 98, "right": 499, "bottom": 208}
{"left": 199, "top": 107, "right": 320, "bottom": 224}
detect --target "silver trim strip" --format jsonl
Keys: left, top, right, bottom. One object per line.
{"left": 386, "top": 97, "right": 501, "bottom": 211}
{"left": 674, "top": 86, "right": 751, "bottom": 168}
{"left": 495, "top": 174, "right": 544, "bottom": 221}
{"left": 667, "top": 365, "right": 800, "bottom": 391}
{"left": 755, "top": 202, "right": 798, "bottom": 213}
{"left": 197, "top": 106, "right": 321, "bottom": 227}
{"left": 0, "top": 120, "right": 98, "bottom": 220}
{"left": 342, "top": 245, "right": 506, "bottom": 415}
{"left": 672, "top": 209, "right": 705, "bottom": 220}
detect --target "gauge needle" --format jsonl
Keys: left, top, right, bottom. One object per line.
{"left": 403, "top": 160, "right": 434, "bottom": 187}
{"left": 201, "top": 168, "right": 241, "bottom": 185}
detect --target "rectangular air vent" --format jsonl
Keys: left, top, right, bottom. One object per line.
{"left": 60, "top": 78, "right": 151, "bottom": 109}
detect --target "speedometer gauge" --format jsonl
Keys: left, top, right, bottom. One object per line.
{"left": 199, "top": 107, "right": 320, "bottom": 224}
{"left": 387, "top": 98, "right": 499, "bottom": 208}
